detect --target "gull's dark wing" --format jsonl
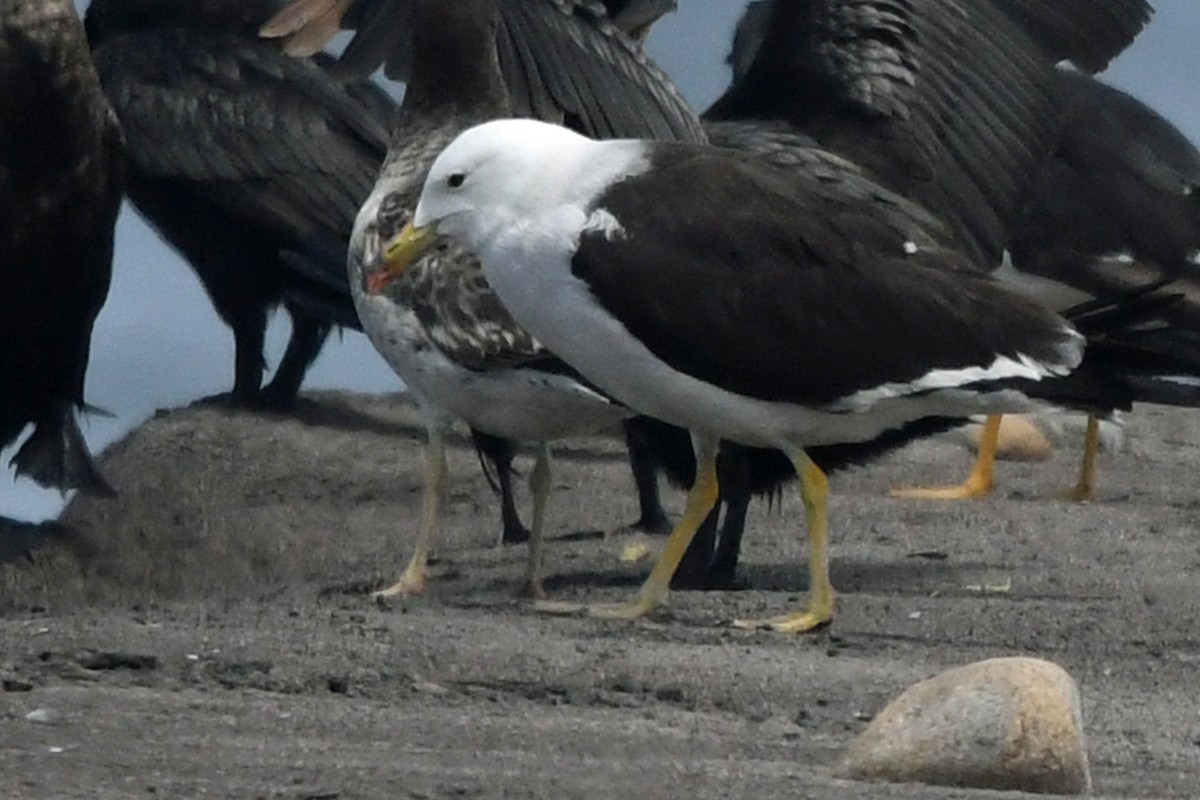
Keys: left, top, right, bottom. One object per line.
{"left": 573, "top": 144, "right": 1078, "bottom": 406}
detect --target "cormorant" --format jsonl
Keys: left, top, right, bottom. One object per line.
{"left": 1, "top": 0, "right": 124, "bottom": 496}
{"left": 84, "top": 0, "right": 395, "bottom": 410}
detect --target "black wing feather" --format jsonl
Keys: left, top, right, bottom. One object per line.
{"left": 1013, "top": 73, "right": 1200, "bottom": 284}
{"left": 497, "top": 0, "right": 705, "bottom": 142}
{"left": 336, "top": 0, "right": 412, "bottom": 80}
{"left": 996, "top": 0, "right": 1152, "bottom": 74}
{"left": 92, "top": 29, "right": 389, "bottom": 242}
{"left": 706, "top": 0, "right": 1068, "bottom": 266}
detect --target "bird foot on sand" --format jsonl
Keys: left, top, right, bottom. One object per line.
{"left": 890, "top": 475, "right": 993, "bottom": 500}
{"left": 1052, "top": 482, "right": 1095, "bottom": 503}
{"left": 515, "top": 579, "right": 547, "bottom": 600}
{"left": 534, "top": 591, "right": 663, "bottom": 621}
{"left": 371, "top": 569, "right": 427, "bottom": 599}
{"left": 733, "top": 597, "right": 834, "bottom": 633}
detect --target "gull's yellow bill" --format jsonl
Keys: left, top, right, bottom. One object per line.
{"left": 365, "top": 221, "right": 437, "bottom": 294}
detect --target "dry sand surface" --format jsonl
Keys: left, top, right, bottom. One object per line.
{"left": 2, "top": 392, "right": 1199, "bottom": 799}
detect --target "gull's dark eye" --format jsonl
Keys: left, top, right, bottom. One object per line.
{"left": 447, "top": 173, "right": 465, "bottom": 188}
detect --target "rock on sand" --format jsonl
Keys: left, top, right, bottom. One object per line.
{"left": 968, "top": 415, "right": 1055, "bottom": 462}
{"left": 835, "top": 656, "right": 1090, "bottom": 795}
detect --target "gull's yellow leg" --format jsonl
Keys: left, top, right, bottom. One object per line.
{"left": 735, "top": 450, "right": 835, "bottom": 633}
{"left": 891, "top": 414, "right": 1000, "bottom": 500}
{"left": 517, "top": 443, "right": 552, "bottom": 599}
{"left": 373, "top": 426, "right": 448, "bottom": 598}
{"left": 1056, "top": 416, "right": 1099, "bottom": 502}
{"left": 536, "top": 436, "right": 719, "bottom": 620}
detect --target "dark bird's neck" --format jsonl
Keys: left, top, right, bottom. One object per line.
{"left": 403, "top": 0, "right": 510, "bottom": 117}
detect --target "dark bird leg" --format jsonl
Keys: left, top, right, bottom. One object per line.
{"left": 11, "top": 402, "right": 115, "bottom": 497}
{"left": 621, "top": 420, "right": 672, "bottom": 534}
{"left": 673, "top": 444, "right": 755, "bottom": 590}
{"left": 228, "top": 307, "right": 269, "bottom": 407}
{"left": 259, "top": 310, "right": 332, "bottom": 409}
{"left": 669, "top": 504, "right": 719, "bottom": 590}
{"left": 891, "top": 414, "right": 1001, "bottom": 500}
{"left": 707, "top": 483, "right": 752, "bottom": 589}
{"left": 470, "top": 429, "right": 531, "bottom": 545}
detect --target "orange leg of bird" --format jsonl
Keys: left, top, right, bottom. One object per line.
{"left": 890, "top": 414, "right": 1000, "bottom": 500}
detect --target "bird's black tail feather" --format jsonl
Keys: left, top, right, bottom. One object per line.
{"left": 1056, "top": 280, "right": 1200, "bottom": 409}
{"left": 11, "top": 403, "right": 115, "bottom": 497}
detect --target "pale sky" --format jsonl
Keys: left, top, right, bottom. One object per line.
{"left": 4, "top": 0, "right": 1198, "bottom": 521}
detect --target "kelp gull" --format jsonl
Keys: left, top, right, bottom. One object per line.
{"left": 628, "top": 0, "right": 1159, "bottom": 586}
{"left": 367, "top": 119, "right": 1186, "bottom": 631}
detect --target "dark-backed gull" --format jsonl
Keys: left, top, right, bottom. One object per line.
{"left": 370, "top": 118, "right": 1193, "bottom": 630}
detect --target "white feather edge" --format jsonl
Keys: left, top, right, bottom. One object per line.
{"left": 827, "top": 340, "right": 1082, "bottom": 413}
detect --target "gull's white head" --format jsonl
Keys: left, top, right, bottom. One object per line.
{"left": 412, "top": 118, "right": 596, "bottom": 245}
{"left": 365, "top": 118, "right": 646, "bottom": 295}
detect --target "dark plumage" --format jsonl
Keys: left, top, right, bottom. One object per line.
{"left": 84, "top": 0, "right": 395, "bottom": 409}
{"left": 1, "top": 0, "right": 123, "bottom": 496}
{"left": 1012, "top": 71, "right": 1200, "bottom": 301}
{"left": 706, "top": 0, "right": 1149, "bottom": 266}
{"left": 262, "top": 0, "right": 680, "bottom": 78}
{"left": 655, "top": 0, "right": 1159, "bottom": 586}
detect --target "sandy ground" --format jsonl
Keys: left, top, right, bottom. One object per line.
{"left": 2, "top": 392, "right": 1199, "bottom": 799}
